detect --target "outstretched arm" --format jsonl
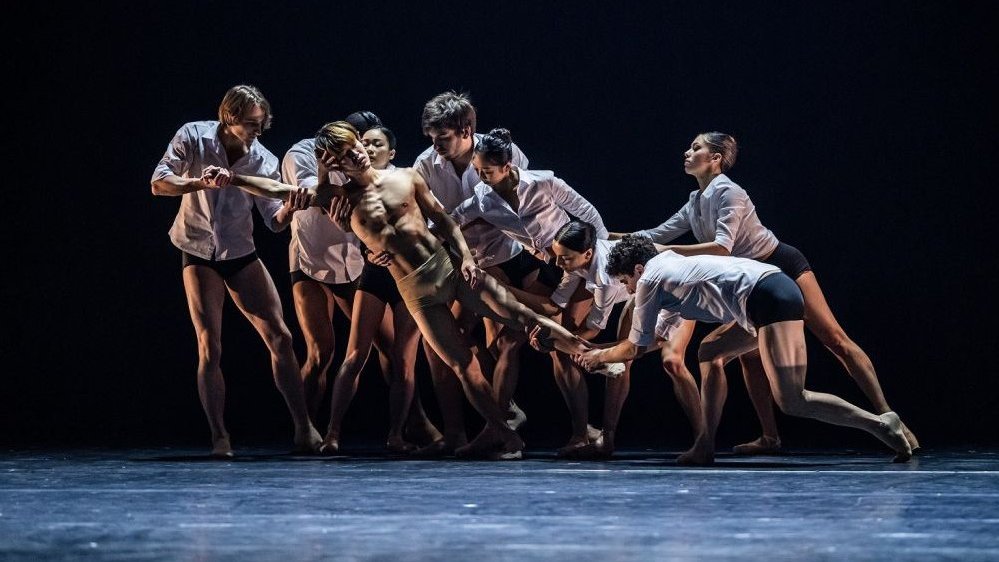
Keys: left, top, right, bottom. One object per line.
{"left": 412, "top": 171, "right": 483, "bottom": 287}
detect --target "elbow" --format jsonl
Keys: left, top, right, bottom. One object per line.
{"left": 151, "top": 181, "right": 167, "bottom": 196}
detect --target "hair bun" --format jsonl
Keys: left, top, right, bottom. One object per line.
{"left": 488, "top": 128, "right": 512, "bottom": 144}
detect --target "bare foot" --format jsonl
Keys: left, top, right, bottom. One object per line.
{"left": 456, "top": 426, "right": 524, "bottom": 459}
{"left": 411, "top": 433, "right": 467, "bottom": 458}
{"left": 877, "top": 412, "right": 912, "bottom": 462}
{"left": 732, "top": 435, "right": 781, "bottom": 456}
{"left": 676, "top": 440, "right": 715, "bottom": 465}
{"left": 586, "top": 425, "right": 602, "bottom": 442}
{"left": 292, "top": 425, "right": 323, "bottom": 455}
{"left": 405, "top": 421, "right": 444, "bottom": 448}
{"left": 386, "top": 435, "right": 417, "bottom": 455}
{"left": 210, "top": 435, "right": 233, "bottom": 459}
{"left": 900, "top": 422, "right": 920, "bottom": 453}
{"left": 507, "top": 400, "right": 527, "bottom": 431}
{"left": 555, "top": 437, "right": 590, "bottom": 458}
{"left": 560, "top": 432, "right": 614, "bottom": 460}
{"left": 318, "top": 435, "right": 340, "bottom": 456}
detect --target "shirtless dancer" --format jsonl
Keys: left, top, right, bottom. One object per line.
{"left": 211, "top": 121, "right": 612, "bottom": 458}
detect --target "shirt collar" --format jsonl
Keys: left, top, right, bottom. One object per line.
{"left": 701, "top": 173, "right": 729, "bottom": 198}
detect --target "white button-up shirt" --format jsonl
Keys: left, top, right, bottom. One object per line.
{"left": 451, "top": 168, "right": 608, "bottom": 260}
{"left": 636, "top": 174, "right": 779, "bottom": 260}
{"left": 630, "top": 251, "right": 780, "bottom": 345}
{"left": 152, "top": 121, "right": 285, "bottom": 260}
{"left": 282, "top": 138, "right": 365, "bottom": 284}
{"left": 550, "top": 239, "right": 631, "bottom": 331}
{"left": 413, "top": 134, "right": 528, "bottom": 268}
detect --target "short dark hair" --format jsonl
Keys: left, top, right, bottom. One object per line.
{"left": 475, "top": 128, "right": 513, "bottom": 166}
{"left": 606, "top": 234, "right": 657, "bottom": 277}
{"left": 345, "top": 111, "right": 383, "bottom": 135}
{"left": 554, "top": 220, "right": 597, "bottom": 253}
{"left": 421, "top": 91, "right": 476, "bottom": 134}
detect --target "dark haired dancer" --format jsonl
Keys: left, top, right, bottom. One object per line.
{"left": 450, "top": 128, "right": 618, "bottom": 450}
{"left": 575, "top": 235, "right": 913, "bottom": 464}
{"left": 611, "top": 132, "right": 918, "bottom": 454}
{"left": 151, "top": 85, "right": 321, "bottom": 457}
{"left": 212, "top": 121, "right": 607, "bottom": 459}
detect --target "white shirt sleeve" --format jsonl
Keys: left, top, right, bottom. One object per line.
{"left": 636, "top": 203, "right": 692, "bottom": 244}
{"left": 254, "top": 161, "right": 286, "bottom": 233}
{"left": 450, "top": 193, "right": 482, "bottom": 226}
{"left": 550, "top": 272, "right": 583, "bottom": 309}
{"left": 151, "top": 125, "right": 194, "bottom": 182}
{"left": 713, "top": 186, "right": 751, "bottom": 253}
{"left": 549, "top": 177, "right": 608, "bottom": 239}
{"left": 654, "top": 309, "right": 684, "bottom": 341}
{"left": 282, "top": 143, "right": 319, "bottom": 189}
{"left": 628, "top": 278, "right": 661, "bottom": 346}
{"left": 585, "top": 285, "right": 618, "bottom": 331}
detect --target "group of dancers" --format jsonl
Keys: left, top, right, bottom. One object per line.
{"left": 151, "top": 85, "right": 918, "bottom": 463}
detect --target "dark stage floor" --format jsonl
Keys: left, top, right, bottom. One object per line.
{"left": 1, "top": 447, "right": 997, "bottom": 560}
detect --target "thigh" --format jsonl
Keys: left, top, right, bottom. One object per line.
{"left": 224, "top": 259, "right": 288, "bottom": 332}
{"left": 697, "top": 322, "right": 759, "bottom": 364}
{"left": 346, "top": 290, "right": 390, "bottom": 356}
{"left": 409, "top": 303, "right": 473, "bottom": 367}
{"left": 392, "top": 300, "right": 422, "bottom": 357}
{"left": 292, "top": 278, "right": 335, "bottom": 348}
{"left": 659, "top": 318, "right": 696, "bottom": 360}
{"left": 182, "top": 265, "right": 228, "bottom": 337}
{"left": 796, "top": 272, "right": 847, "bottom": 343}
{"left": 457, "top": 273, "right": 531, "bottom": 331}
{"left": 758, "top": 320, "right": 808, "bottom": 393}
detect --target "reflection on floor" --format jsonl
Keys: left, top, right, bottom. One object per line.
{"left": 1, "top": 448, "right": 997, "bottom": 560}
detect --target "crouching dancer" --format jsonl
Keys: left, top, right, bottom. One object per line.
{"left": 213, "top": 121, "right": 615, "bottom": 459}
{"left": 575, "top": 235, "right": 912, "bottom": 464}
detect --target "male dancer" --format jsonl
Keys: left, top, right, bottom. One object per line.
{"left": 573, "top": 235, "right": 912, "bottom": 464}
{"left": 210, "top": 121, "right": 615, "bottom": 458}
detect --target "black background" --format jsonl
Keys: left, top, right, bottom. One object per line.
{"left": 3, "top": 1, "right": 996, "bottom": 451}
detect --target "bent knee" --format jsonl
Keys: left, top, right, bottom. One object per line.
{"left": 774, "top": 391, "right": 809, "bottom": 416}
{"left": 661, "top": 354, "right": 689, "bottom": 378}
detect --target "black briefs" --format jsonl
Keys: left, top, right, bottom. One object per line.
{"left": 762, "top": 242, "right": 812, "bottom": 281}
{"left": 357, "top": 261, "right": 403, "bottom": 307}
{"left": 746, "top": 272, "right": 805, "bottom": 328}
{"left": 495, "top": 250, "right": 564, "bottom": 290}
{"left": 182, "top": 251, "right": 258, "bottom": 280}
{"left": 290, "top": 270, "right": 357, "bottom": 300}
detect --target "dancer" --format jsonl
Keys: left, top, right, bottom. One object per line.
{"left": 612, "top": 132, "right": 918, "bottom": 453}
{"left": 451, "top": 128, "right": 613, "bottom": 438}
{"left": 575, "top": 235, "right": 913, "bottom": 464}
{"left": 215, "top": 121, "right": 612, "bottom": 458}
{"left": 324, "top": 123, "right": 442, "bottom": 454}
{"left": 412, "top": 92, "right": 531, "bottom": 455}
{"left": 150, "top": 85, "right": 321, "bottom": 457}
{"left": 543, "top": 221, "right": 641, "bottom": 457}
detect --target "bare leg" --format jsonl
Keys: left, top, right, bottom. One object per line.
{"left": 385, "top": 299, "right": 422, "bottom": 453}
{"left": 324, "top": 290, "right": 387, "bottom": 453}
{"left": 732, "top": 350, "right": 782, "bottom": 454}
{"left": 182, "top": 265, "right": 230, "bottom": 457}
{"left": 596, "top": 301, "right": 640, "bottom": 456}
{"left": 679, "top": 323, "right": 759, "bottom": 465}
{"left": 492, "top": 327, "right": 526, "bottom": 414}
{"left": 759, "top": 321, "right": 911, "bottom": 461}
{"left": 798, "top": 272, "right": 918, "bottom": 449}
{"left": 658, "top": 319, "right": 703, "bottom": 440}
{"left": 226, "top": 260, "right": 320, "bottom": 453}
{"left": 292, "top": 278, "right": 336, "bottom": 426}
{"left": 551, "top": 293, "right": 593, "bottom": 454}
{"left": 409, "top": 303, "right": 524, "bottom": 458}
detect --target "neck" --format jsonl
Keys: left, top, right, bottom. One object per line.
{"left": 218, "top": 125, "right": 248, "bottom": 151}
{"left": 347, "top": 168, "right": 380, "bottom": 188}
{"left": 494, "top": 168, "right": 519, "bottom": 192}
{"left": 695, "top": 171, "right": 721, "bottom": 191}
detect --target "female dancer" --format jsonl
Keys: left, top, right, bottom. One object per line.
{"left": 613, "top": 132, "right": 917, "bottom": 452}
{"left": 452, "top": 129, "right": 616, "bottom": 452}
